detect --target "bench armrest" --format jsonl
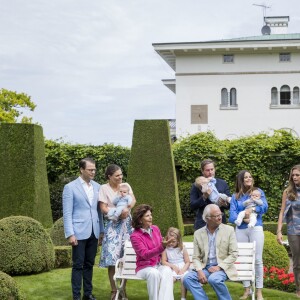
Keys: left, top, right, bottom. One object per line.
{"left": 114, "top": 258, "right": 124, "bottom": 280}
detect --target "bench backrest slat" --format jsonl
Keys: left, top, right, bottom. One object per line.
{"left": 119, "top": 240, "right": 255, "bottom": 282}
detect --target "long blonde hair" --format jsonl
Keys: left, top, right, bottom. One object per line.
{"left": 166, "top": 227, "right": 183, "bottom": 250}
{"left": 284, "top": 165, "right": 300, "bottom": 201}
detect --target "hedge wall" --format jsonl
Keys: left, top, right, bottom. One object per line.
{"left": 127, "top": 120, "right": 184, "bottom": 236}
{"left": 173, "top": 130, "right": 300, "bottom": 222}
{"left": 45, "top": 140, "right": 131, "bottom": 221}
{"left": 0, "top": 124, "right": 52, "bottom": 227}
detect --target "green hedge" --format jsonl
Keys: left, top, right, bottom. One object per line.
{"left": 173, "top": 130, "right": 300, "bottom": 221}
{"left": 0, "top": 124, "right": 52, "bottom": 227}
{"left": 45, "top": 140, "right": 131, "bottom": 221}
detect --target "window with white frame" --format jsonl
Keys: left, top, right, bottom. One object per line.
{"left": 223, "top": 54, "right": 234, "bottom": 63}
{"left": 293, "top": 87, "right": 300, "bottom": 104}
{"left": 271, "top": 86, "right": 300, "bottom": 107}
{"left": 280, "top": 85, "right": 291, "bottom": 104}
{"left": 279, "top": 53, "right": 291, "bottom": 62}
{"left": 230, "top": 88, "right": 237, "bottom": 106}
{"left": 220, "top": 88, "right": 237, "bottom": 109}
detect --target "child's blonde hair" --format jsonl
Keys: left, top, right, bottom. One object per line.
{"left": 166, "top": 227, "right": 183, "bottom": 250}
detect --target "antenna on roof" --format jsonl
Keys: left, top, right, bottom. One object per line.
{"left": 253, "top": 3, "right": 271, "bottom": 23}
{"left": 253, "top": 3, "right": 271, "bottom": 35}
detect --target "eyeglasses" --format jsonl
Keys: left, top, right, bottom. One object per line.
{"left": 209, "top": 213, "right": 224, "bottom": 219}
{"left": 86, "top": 169, "right": 96, "bottom": 173}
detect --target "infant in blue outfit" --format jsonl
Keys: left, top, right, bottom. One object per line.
{"left": 107, "top": 183, "right": 132, "bottom": 222}
{"left": 195, "top": 176, "right": 231, "bottom": 204}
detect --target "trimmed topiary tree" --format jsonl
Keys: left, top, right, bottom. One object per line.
{"left": 49, "top": 217, "right": 68, "bottom": 246}
{"left": 0, "top": 123, "right": 53, "bottom": 227}
{"left": 127, "top": 120, "right": 184, "bottom": 236}
{"left": 263, "top": 231, "right": 290, "bottom": 270}
{"left": 0, "top": 216, "right": 55, "bottom": 275}
{"left": 0, "top": 271, "right": 25, "bottom": 300}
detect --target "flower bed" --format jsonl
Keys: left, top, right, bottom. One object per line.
{"left": 264, "top": 266, "right": 295, "bottom": 293}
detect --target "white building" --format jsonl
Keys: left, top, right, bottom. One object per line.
{"left": 153, "top": 16, "right": 300, "bottom": 139}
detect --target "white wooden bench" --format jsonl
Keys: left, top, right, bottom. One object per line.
{"left": 114, "top": 240, "right": 256, "bottom": 300}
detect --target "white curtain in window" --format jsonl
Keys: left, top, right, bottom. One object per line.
{"left": 230, "top": 88, "right": 237, "bottom": 106}
{"left": 293, "top": 87, "right": 300, "bottom": 104}
{"left": 221, "top": 88, "right": 228, "bottom": 106}
{"left": 271, "top": 87, "right": 278, "bottom": 105}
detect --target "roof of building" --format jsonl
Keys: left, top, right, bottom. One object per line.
{"left": 153, "top": 33, "right": 300, "bottom": 71}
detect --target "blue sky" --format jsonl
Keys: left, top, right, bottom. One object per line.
{"left": 1, "top": 0, "right": 299, "bottom": 146}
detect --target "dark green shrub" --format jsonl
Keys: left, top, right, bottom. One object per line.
{"left": 54, "top": 246, "right": 72, "bottom": 268}
{"left": 49, "top": 217, "right": 68, "bottom": 246}
{"left": 0, "top": 271, "right": 25, "bottom": 300}
{"left": 128, "top": 120, "right": 184, "bottom": 236}
{"left": 49, "top": 179, "right": 67, "bottom": 222}
{"left": 263, "top": 231, "right": 290, "bottom": 270}
{"left": 184, "top": 224, "right": 194, "bottom": 236}
{"left": 178, "top": 181, "right": 195, "bottom": 221}
{"left": 0, "top": 123, "right": 52, "bottom": 227}
{"left": 0, "top": 216, "right": 55, "bottom": 275}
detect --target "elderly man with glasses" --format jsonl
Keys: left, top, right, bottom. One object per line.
{"left": 183, "top": 204, "right": 238, "bottom": 300}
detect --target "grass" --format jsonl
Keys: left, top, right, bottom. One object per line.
{"left": 13, "top": 235, "right": 299, "bottom": 300}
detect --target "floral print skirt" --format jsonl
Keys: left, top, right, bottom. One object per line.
{"left": 99, "top": 216, "right": 133, "bottom": 267}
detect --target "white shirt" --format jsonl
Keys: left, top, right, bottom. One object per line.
{"left": 79, "top": 177, "right": 94, "bottom": 205}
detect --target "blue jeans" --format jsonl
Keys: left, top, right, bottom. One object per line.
{"left": 183, "top": 268, "right": 231, "bottom": 300}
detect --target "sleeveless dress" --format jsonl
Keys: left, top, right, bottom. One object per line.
{"left": 165, "top": 246, "right": 190, "bottom": 280}
{"left": 99, "top": 183, "right": 133, "bottom": 267}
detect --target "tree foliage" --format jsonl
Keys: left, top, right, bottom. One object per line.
{"left": 0, "top": 88, "right": 36, "bottom": 123}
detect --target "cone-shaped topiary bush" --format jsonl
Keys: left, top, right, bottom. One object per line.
{"left": 263, "top": 231, "right": 290, "bottom": 270}
{"left": 127, "top": 120, "right": 184, "bottom": 236}
{"left": 0, "top": 216, "right": 55, "bottom": 275}
{"left": 0, "top": 123, "right": 53, "bottom": 227}
{"left": 0, "top": 271, "right": 25, "bottom": 300}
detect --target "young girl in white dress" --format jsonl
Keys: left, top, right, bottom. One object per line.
{"left": 162, "top": 227, "right": 191, "bottom": 300}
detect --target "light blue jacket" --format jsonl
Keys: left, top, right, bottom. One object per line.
{"left": 63, "top": 177, "right": 104, "bottom": 240}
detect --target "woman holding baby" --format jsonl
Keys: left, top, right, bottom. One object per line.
{"left": 229, "top": 170, "right": 268, "bottom": 300}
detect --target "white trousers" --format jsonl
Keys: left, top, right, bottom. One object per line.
{"left": 137, "top": 265, "right": 174, "bottom": 300}
{"left": 235, "top": 226, "right": 264, "bottom": 289}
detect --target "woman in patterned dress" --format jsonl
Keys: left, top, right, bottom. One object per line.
{"left": 277, "top": 165, "right": 300, "bottom": 298}
{"left": 99, "top": 164, "right": 136, "bottom": 300}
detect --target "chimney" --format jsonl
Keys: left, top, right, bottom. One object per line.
{"left": 264, "top": 16, "right": 289, "bottom": 34}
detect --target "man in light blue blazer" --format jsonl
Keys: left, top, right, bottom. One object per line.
{"left": 63, "top": 158, "right": 104, "bottom": 300}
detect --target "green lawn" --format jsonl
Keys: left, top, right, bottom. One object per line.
{"left": 13, "top": 235, "right": 299, "bottom": 299}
